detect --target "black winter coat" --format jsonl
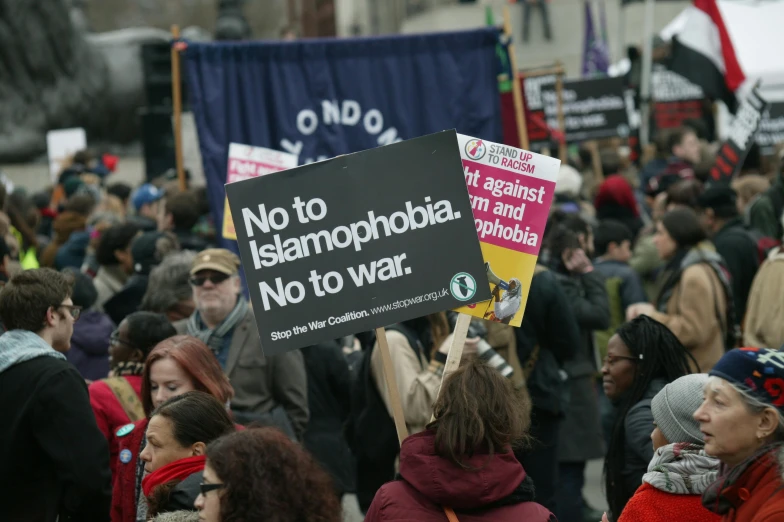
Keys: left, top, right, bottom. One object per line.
{"left": 515, "top": 268, "right": 581, "bottom": 415}
{"left": 712, "top": 218, "right": 760, "bottom": 321}
{"left": 301, "top": 341, "right": 355, "bottom": 494}
{"left": 553, "top": 270, "right": 611, "bottom": 378}
{"left": 553, "top": 269, "right": 611, "bottom": 462}
{"left": 0, "top": 357, "right": 112, "bottom": 521}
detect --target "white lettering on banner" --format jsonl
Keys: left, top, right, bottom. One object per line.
{"left": 281, "top": 99, "right": 404, "bottom": 164}
{"left": 242, "top": 196, "right": 461, "bottom": 271}
{"left": 652, "top": 69, "right": 704, "bottom": 102}
{"left": 728, "top": 95, "right": 765, "bottom": 150}
{"left": 259, "top": 278, "right": 306, "bottom": 309}
{"left": 322, "top": 100, "right": 340, "bottom": 125}
{"left": 297, "top": 110, "right": 318, "bottom": 136}
{"left": 342, "top": 100, "right": 361, "bottom": 125}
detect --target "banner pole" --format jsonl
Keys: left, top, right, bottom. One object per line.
{"left": 519, "top": 64, "right": 565, "bottom": 79}
{"left": 503, "top": 6, "right": 530, "bottom": 150}
{"left": 555, "top": 61, "right": 568, "bottom": 163}
{"left": 375, "top": 326, "right": 409, "bottom": 445}
{"left": 589, "top": 140, "right": 603, "bottom": 187}
{"left": 430, "top": 312, "right": 472, "bottom": 422}
{"left": 171, "top": 25, "right": 187, "bottom": 192}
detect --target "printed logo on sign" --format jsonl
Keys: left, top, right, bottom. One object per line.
{"left": 464, "top": 139, "right": 486, "bottom": 161}
{"left": 450, "top": 272, "right": 477, "bottom": 301}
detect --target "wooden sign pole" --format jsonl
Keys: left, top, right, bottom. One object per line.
{"left": 588, "top": 140, "right": 604, "bottom": 187}
{"left": 554, "top": 60, "right": 568, "bottom": 164}
{"left": 430, "top": 312, "right": 472, "bottom": 422}
{"left": 378, "top": 317, "right": 468, "bottom": 519}
{"left": 171, "top": 25, "right": 187, "bottom": 192}
{"left": 375, "top": 326, "right": 409, "bottom": 444}
{"left": 503, "top": 6, "right": 530, "bottom": 151}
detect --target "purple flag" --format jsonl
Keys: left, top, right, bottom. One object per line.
{"left": 582, "top": 0, "right": 610, "bottom": 76}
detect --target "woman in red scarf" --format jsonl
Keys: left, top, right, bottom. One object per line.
{"left": 111, "top": 336, "right": 235, "bottom": 522}
{"left": 140, "top": 391, "right": 235, "bottom": 518}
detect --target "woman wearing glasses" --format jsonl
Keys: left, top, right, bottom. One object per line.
{"left": 141, "top": 391, "right": 235, "bottom": 519}
{"left": 602, "top": 316, "right": 698, "bottom": 521}
{"left": 111, "top": 335, "right": 235, "bottom": 522}
{"left": 194, "top": 428, "right": 341, "bottom": 522}
{"left": 88, "top": 311, "right": 176, "bottom": 474}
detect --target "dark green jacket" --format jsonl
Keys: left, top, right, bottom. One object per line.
{"left": 749, "top": 174, "right": 784, "bottom": 240}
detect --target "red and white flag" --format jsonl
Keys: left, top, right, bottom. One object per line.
{"left": 669, "top": 0, "right": 745, "bottom": 109}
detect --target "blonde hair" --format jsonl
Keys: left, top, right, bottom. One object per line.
{"left": 732, "top": 175, "right": 770, "bottom": 205}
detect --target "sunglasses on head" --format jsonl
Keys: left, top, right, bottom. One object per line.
{"left": 190, "top": 273, "right": 231, "bottom": 287}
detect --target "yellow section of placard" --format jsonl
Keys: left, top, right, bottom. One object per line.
{"left": 222, "top": 197, "right": 237, "bottom": 240}
{"left": 453, "top": 242, "right": 537, "bottom": 327}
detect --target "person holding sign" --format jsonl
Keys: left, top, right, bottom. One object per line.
{"left": 173, "top": 249, "right": 309, "bottom": 439}
{"left": 364, "top": 358, "right": 555, "bottom": 522}
{"left": 351, "top": 313, "right": 511, "bottom": 512}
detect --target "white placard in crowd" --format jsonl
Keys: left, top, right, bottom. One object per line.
{"left": 46, "top": 128, "right": 87, "bottom": 182}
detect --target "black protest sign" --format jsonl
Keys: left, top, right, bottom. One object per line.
{"left": 710, "top": 87, "right": 769, "bottom": 182}
{"left": 652, "top": 67, "right": 709, "bottom": 132}
{"left": 540, "top": 76, "right": 633, "bottom": 142}
{"left": 756, "top": 102, "right": 784, "bottom": 155}
{"left": 226, "top": 130, "right": 491, "bottom": 356}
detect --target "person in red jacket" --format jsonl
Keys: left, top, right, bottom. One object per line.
{"left": 111, "top": 335, "right": 234, "bottom": 522}
{"left": 614, "top": 374, "right": 720, "bottom": 522}
{"left": 89, "top": 312, "right": 176, "bottom": 475}
{"left": 365, "top": 358, "right": 556, "bottom": 522}
{"left": 696, "top": 348, "right": 784, "bottom": 522}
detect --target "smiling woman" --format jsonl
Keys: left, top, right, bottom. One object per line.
{"left": 697, "top": 348, "right": 784, "bottom": 521}
{"left": 602, "top": 316, "right": 697, "bottom": 520}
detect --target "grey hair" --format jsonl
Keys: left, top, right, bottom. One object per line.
{"left": 87, "top": 211, "right": 121, "bottom": 228}
{"left": 707, "top": 376, "right": 784, "bottom": 441}
{"left": 140, "top": 250, "right": 197, "bottom": 314}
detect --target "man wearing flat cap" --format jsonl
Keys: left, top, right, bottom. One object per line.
{"left": 697, "top": 184, "right": 760, "bottom": 321}
{"left": 174, "top": 248, "right": 308, "bottom": 438}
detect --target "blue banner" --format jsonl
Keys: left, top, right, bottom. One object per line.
{"left": 183, "top": 28, "right": 503, "bottom": 247}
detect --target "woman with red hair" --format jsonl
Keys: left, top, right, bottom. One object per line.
{"left": 111, "top": 335, "right": 234, "bottom": 522}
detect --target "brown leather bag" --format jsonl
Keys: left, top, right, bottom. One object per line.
{"left": 104, "top": 377, "right": 145, "bottom": 422}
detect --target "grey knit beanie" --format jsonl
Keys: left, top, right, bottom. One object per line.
{"left": 651, "top": 373, "right": 708, "bottom": 445}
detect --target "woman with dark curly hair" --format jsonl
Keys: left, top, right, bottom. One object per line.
{"left": 364, "top": 358, "right": 555, "bottom": 522}
{"left": 195, "top": 427, "right": 341, "bottom": 522}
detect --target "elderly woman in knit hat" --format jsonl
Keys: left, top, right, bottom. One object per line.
{"left": 610, "top": 374, "right": 721, "bottom": 522}
{"left": 695, "top": 348, "right": 784, "bottom": 521}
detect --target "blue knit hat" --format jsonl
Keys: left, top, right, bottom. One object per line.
{"left": 710, "top": 348, "right": 784, "bottom": 410}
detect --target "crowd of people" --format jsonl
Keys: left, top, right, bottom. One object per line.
{"left": 2, "top": 127, "right": 784, "bottom": 522}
